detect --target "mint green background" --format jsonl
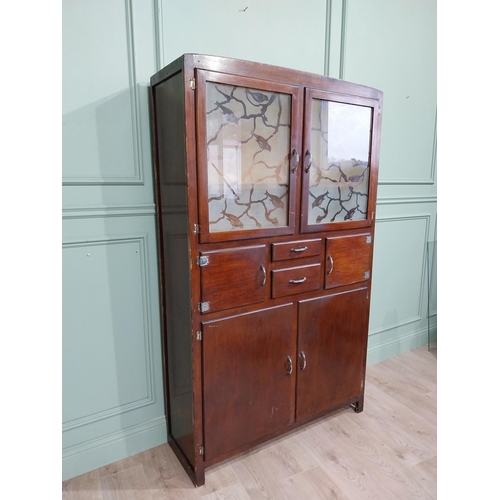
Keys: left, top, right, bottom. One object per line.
{"left": 62, "top": 0, "right": 436, "bottom": 480}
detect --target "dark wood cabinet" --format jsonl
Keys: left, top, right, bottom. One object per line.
{"left": 150, "top": 54, "right": 383, "bottom": 486}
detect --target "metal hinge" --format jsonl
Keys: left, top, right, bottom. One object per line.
{"left": 189, "top": 78, "right": 196, "bottom": 90}
{"left": 197, "top": 255, "right": 209, "bottom": 267}
{"left": 196, "top": 331, "right": 202, "bottom": 341}
{"left": 366, "top": 235, "right": 372, "bottom": 244}
{"left": 198, "top": 302, "right": 210, "bottom": 313}
{"left": 193, "top": 223, "right": 200, "bottom": 235}
{"left": 199, "top": 445, "right": 204, "bottom": 455}
{"left": 364, "top": 271, "right": 371, "bottom": 279}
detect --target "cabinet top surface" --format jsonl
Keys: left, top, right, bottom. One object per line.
{"left": 150, "top": 53, "right": 383, "bottom": 99}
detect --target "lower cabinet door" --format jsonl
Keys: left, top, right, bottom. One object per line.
{"left": 202, "top": 304, "right": 296, "bottom": 462}
{"left": 296, "top": 288, "right": 369, "bottom": 421}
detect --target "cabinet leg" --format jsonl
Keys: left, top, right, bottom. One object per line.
{"left": 194, "top": 469, "right": 205, "bottom": 487}
{"left": 351, "top": 398, "right": 364, "bottom": 413}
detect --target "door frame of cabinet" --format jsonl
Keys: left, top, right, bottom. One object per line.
{"left": 300, "top": 88, "right": 382, "bottom": 234}
{"left": 194, "top": 69, "right": 303, "bottom": 243}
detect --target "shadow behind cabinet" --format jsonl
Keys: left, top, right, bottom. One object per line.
{"left": 150, "top": 54, "right": 383, "bottom": 487}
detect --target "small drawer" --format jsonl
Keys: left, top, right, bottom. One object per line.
{"left": 272, "top": 238, "right": 322, "bottom": 262}
{"left": 272, "top": 264, "right": 321, "bottom": 298}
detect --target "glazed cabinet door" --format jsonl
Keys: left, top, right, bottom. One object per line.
{"left": 202, "top": 304, "right": 296, "bottom": 462}
{"left": 296, "top": 288, "right": 369, "bottom": 421}
{"left": 196, "top": 70, "right": 301, "bottom": 243}
{"left": 301, "top": 89, "right": 379, "bottom": 233}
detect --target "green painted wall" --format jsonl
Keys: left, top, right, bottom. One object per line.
{"left": 62, "top": 0, "right": 436, "bottom": 480}
{"left": 62, "top": 0, "right": 165, "bottom": 481}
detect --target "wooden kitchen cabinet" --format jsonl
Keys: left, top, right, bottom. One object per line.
{"left": 150, "top": 54, "right": 383, "bottom": 486}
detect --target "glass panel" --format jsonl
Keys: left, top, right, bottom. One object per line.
{"left": 206, "top": 82, "right": 291, "bottom": 233}
{"left": 308, "top": 100, "right": 372, "bottom": 225}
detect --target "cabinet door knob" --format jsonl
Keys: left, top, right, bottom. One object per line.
{"left": 291, "top": 149, "right": 299, "bottom": 173}
{"left": 327, "top": 254, "right": 334, "bottom": 274}
{"left": 299, "top": 351, "right": 307, "bottom": 370}
{"left": 260, "top": 264, "right": 267, "bottom": 286}
{"left": 286, "top": 355, "right": 293, "bottom": 375}
{"left": 304, "top": 150, "right": 313, "bottom": 173}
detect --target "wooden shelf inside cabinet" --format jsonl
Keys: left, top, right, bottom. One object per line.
{"left": 150, "top": 53, "right": 383, "bottom": 487}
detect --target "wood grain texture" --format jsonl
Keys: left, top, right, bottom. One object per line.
{"left": 100, "top": 465, "right": 151, "bottom": 500}
{"left": 296, "top": 289, "right": 369, "bottom": 420}
{"left": 271, "top": 263, "right": 321, "bottom": 298}
{"left": 62, "top": 469, "right": 102, "bottom": 500}
{"left": 200, "top": 245, "right": 267, "bottom": 313}
{"left": 325, "top": 233, "right": 372, "bottom": 288}
{"left": 62, "top": 345, "right": 436, "bottom": 499}
{"left": 202, "top": 304, "right": 296, "bottom": 461}
{"left": 272, "top": 238, "right": 322, "bottom": 261}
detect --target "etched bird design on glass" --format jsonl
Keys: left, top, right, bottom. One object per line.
{"left": 307, "top": 99, "right": 372, "bottom": 225}
{"left": 265, "top": 190, "right": 285, "bottom": 210}
{"left": 205, "top": 82, "right": 291, "bottom": 233}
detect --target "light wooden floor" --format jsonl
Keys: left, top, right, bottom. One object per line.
{"left": 62, "top": 345, "right": 437, "bottom": 499}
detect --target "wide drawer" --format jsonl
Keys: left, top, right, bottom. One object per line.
{"left": 271, "top": 238, "right": 322, "bottom": 262}
{"left": 272, "top": 263, "right": 321, "bottom": 298}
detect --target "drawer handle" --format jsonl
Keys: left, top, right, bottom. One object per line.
{"left": 299, "top": 350, "right": 307, "bottom": 370}
{"left": 260, "top": 264, "right": 267, "bottom": 286}
{"left": 290, "top": 246, "right": 308, "bottom": 253}
{"left": 304, "top": 150, "right": 313, "bottom": 173}
{"left": 291, "top": 149, "right": 299, "bottom": 173}
{"left": 327, "top": 254, "right": 334, "bottom": 274}
{"left": 286, "top": 355, "right": 293, "bottom": 375}
{"left": 289, "top": 277, "right": 307, "bottom": 284}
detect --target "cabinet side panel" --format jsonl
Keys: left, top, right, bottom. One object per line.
{"left": 153, "top": 73, "right": 195, "bottom": 466}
